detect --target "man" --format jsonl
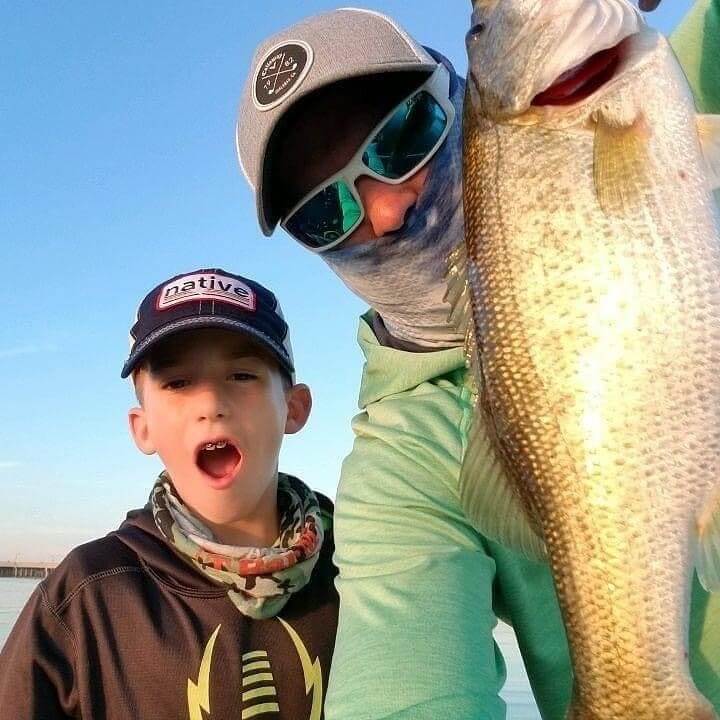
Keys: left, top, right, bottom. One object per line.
{"left": 236, "top": 3, "right": 720, "bottom": 718}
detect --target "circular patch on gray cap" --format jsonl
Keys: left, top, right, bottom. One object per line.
{"left": 252, "top": 40, "right": 314, "bottom": 111}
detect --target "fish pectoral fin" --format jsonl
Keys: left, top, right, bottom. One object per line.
{"left": 593, "top": 113, "right": 651, "bottom": 216}
{"left": 696, "top": 114, "right": 720, "bottom": 191}
{"left": 695, "top": 484, "right": 720, "bottom": 592}
{"left": 459, "top": 406, "right": 546, "bottom": 561}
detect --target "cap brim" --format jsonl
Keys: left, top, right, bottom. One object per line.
{"left": 121, "top": 316, "right": 295, "bottom": 380}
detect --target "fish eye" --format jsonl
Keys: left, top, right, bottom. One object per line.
{"left": 466, "top": 23, "right": 486, "bottom": 45}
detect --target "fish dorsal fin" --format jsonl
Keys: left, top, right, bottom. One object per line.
{"left": 695, "top": 484, "right": 720, "bottom": 592}
{"left": 593, "top": 112, "right": 651, "bottom": 216}
{"left": 696, "top": 114, "right": 720, "bottom": 191}
{"left": 445, "top": 243, "right": 546, "bottom": 561}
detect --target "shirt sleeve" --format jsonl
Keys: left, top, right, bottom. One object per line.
{"left": 672, "top": 6, "right": 720, "bottom": 703}
{"left": 670, "top": 0, "right": 720, "bottom": 114}
{"left": 689, "top": 575, "right": 720, "bottom": 711}
{"left": 0, "top": 584, "right": 78, "bottom": 719}
{"left": 325, "top": 322, "right": 507, "bottom": 719}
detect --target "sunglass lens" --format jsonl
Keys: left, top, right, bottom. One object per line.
{"left": 285, "top": 180, "right": 362, "bottom": 249}
{"left": 362, "top": 91, "right": 448, "bottom": 180}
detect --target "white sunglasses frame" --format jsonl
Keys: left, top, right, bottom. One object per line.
{"left": 281, "top": 63, "right": 456, "bottom": 253}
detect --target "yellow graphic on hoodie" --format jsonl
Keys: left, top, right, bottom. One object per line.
{"left": 241, "top": 648, "right": 279, "bottom": 718}
{"left": 188, "top": 624, "right": 221, "bottom": 720}
{"left": 184, "top": 620, "right": 322, "bottom": 719}
{"left": 278, "top": 618, "right": 323, "bottom": 720}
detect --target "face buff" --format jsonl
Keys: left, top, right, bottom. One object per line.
{"left": 321, "top": 68, "right": 466, "bottom": 349}
{"left": 151, "top": 472, "right": 324, "bottom": 619}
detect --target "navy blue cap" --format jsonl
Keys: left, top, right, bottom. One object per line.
{"left": 121, "top": 268, "right": 295, "bottom": 380}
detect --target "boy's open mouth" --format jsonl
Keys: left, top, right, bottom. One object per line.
{"left": 195, "top": 439, "right": 242, "bottom": 482}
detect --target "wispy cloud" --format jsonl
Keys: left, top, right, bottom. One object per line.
{"left": 0, "top": 461, "right": 22, "bottom": 470}
{"left": 0, "top": 343, "right": 58, "bottom": 359}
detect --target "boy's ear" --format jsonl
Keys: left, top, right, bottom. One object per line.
{"left": 284, "top": 383, "right": 312, "bottom": 435}
{"left": 128, "top": 407, "right": 156, "bottom": 455}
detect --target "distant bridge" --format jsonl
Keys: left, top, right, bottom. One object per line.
{"left": 0, "top": 561, "right": 57, "bottom": 579}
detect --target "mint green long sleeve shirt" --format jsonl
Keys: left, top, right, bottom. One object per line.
{"left": 326, "top": 317, "right": 720, "bottom": 720}
{"left": 325, "top": 7, "right": 720, "bottom": 715}
{"left": 671, "top": 0, "right": 720, "bottom": 114}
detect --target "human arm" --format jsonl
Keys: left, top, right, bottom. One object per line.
{"left": 324, "top": 316, "right": 507, "bottom": 720}
{"left": 671, "top": 0, "right": 720, "bottom": 114}
{"left": 0, "top": 585, "right": 78, "bottom": 719}
{"left": 669, "top": 9, "right": 720, "bottom": 700}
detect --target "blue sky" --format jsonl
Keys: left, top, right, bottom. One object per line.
{"left": 1, "top": 1, "right": 694, "bottom": 560}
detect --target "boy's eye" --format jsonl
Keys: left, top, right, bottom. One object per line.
{"left": 162, "top": 378, "right": 189, "bottom": 390}
{"left": 230, "top": 372, "right": 257, "bottom": 382}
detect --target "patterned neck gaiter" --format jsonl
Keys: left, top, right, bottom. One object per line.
{"left": 321, "top": 69, "right": 466, "bottom": 349}
{"left": 151, "top": 471, "right": 325, "bottom": 619}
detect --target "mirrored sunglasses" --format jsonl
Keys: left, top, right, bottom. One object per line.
{"left": 281, "top": 64, "right": 455, "bottom": 252}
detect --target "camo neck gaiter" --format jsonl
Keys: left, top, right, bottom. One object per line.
{"left": 321, "top": 69, "right": 466, "bottom": 349}
{"left": 150, "top": 471, "right": 324, "bottom": 619}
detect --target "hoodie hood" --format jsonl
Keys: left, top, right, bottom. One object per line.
{"left": 115, "top": 508, "right": 222, "bottom": 592}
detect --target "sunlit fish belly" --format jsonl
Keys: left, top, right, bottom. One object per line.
{"left": 460, "top": 26, "right": 720, "bottom": 720}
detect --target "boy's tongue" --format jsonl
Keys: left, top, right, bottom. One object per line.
{"left": 198, "top": 445, "right": 240, "bottom": 479}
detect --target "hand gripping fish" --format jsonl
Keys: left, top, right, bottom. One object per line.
{"left": 447, "top": 0, "right": 720, "bottom": 717}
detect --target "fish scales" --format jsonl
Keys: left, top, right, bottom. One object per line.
{"left": 459, "top": 2, "right": 720, "bottom": 718}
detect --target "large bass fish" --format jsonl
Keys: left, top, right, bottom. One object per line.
{"left": 449, "top": 0, "right": 720, "bottom": 717}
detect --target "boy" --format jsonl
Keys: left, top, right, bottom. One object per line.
{"left": 0, "top": 267, "right": 338, "bottom": 719}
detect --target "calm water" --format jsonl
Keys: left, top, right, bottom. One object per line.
{"left": 0, "top": 578, "right": 40, "bottom": 647}
{"left": 495, "top": 622, "right": 543, "bottom": 720}
{"left": 0, "top": 580, "right": 540, "bottom": 718}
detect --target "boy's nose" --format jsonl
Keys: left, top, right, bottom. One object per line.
{"left": 194, "top": 385, "right": 231, "bottom": 422}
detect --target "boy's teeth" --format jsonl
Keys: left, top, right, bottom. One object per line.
{"left": 203, "top": 441, "right": 228, "bottom": 451}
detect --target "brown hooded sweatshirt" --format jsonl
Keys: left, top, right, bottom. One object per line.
{"left": 0, "top": 496, "right": 338, "bottom": 720}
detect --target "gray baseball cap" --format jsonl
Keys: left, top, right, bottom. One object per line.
{"left": 235, "top": 8, "right": 438, "bottom": 236}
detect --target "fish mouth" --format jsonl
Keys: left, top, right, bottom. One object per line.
{"left": 531, "top": 39, "right": 626, "bottom": 107}
{"left": 194, "top": 437, "right": 242, "bottom": 489}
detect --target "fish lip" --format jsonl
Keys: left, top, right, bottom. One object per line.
{"left": 528, "top": 0, "right": 642, "bottom": 100}
{"left": 530, "top": 38, "right": 629, "bottom": 107}
{"left": 466, "top": 0, "right": 643, "bottom": 120}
